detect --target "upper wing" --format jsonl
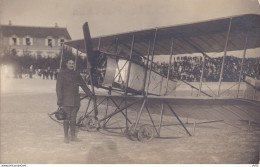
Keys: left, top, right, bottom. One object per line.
{"left": 65, "top": 14, "right": 260, "bottom": 55}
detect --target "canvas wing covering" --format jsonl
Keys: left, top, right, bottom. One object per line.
{"left": 65, "top": 14, "right": 260, "bottom": 56}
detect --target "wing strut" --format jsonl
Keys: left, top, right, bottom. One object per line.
{"left": 217, "top": 18, "right": 232, "bottom": 97}
{"left": 146, "top": 29, "right": 158, "bottom": 95}
{"left": 165, "top": 38, "right": 174, "bottom": 95}
{"left": 142, "top": 40, "right": 151, "bottom": 93}
{"left": 164, "top": 100, "right": 192, "bottom": 136}
{"left": 237, "top": 31, "right": 249, "bottom": 97}
{"left": 199, "top": 56, "right": 205, "bottom": 95}
{"left": 124, "top": 35, "right": 135, "bottom": 129}
{"left": 125, "top": 35, "right": 135, "bottom": 92}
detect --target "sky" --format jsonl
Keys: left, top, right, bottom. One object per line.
{"left": 1, "top": 0, "right": 260, "bottom": 39}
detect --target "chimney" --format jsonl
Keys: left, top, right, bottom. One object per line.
{"left": 9, "top": 20, "right": 12, "bottom": 25}
{"left": 55, "top": 22, "right": 58, "bottom": 28}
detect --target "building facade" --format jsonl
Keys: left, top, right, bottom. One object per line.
{"left": 0, "top": 23, "right": 71, "bottom": 58}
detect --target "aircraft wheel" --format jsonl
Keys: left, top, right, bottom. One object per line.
{"left": 137, "top": 124, "right": 154, "bottom": 142}
{"left": 127, "top": 123, "right": 140, "bottom": 141}
{"left": 79, "top": 116, "right": 99, "bottom": 132}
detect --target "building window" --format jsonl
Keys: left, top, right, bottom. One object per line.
{"left": 23, "top": 37, "right": 32, "bottom": 46}
{"left": 58, "top": 38, "right": 65, "bottom": 46}
{"left": 48, "top": 39, "right": 53, "bottom": 47}
{"left": 26, "top": 38, "right": 31, "bottom": 45}
{"left": 46, "top": 37, "right": 55, "bottom": 47}
{"left": 60, "top": 39, "right": 64, "bottom": 45}
{"left": 12, "top": 38, "right": 17, "bottom": 45}
{"left": 10, "top": 37, "right": 19, "bottom": 45}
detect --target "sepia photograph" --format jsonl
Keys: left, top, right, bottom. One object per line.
{"left": 0, "top": 0, "right": 260, "bottom": 165}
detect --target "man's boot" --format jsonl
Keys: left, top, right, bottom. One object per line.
{"left": 63, "top": 120, "right": 70, "bottom": 143}
{"left": 70, "top": 121, "right": 80, "bottom": 142}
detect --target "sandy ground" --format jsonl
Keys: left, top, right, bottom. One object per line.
{"left": 0, "top": 77, "right": 259, "bottom": 164}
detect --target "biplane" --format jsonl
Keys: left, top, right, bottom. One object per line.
{"left": 52, "top": 14, "right": 260, "bottom": 142}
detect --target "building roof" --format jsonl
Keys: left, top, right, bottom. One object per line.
{"left": 0, "top": 25, "right": 71, "bottom": 39}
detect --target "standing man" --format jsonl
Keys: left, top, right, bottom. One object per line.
{"left": 29, "top": 65, "right": 34, "bottom": 79}
{"left": 56, "top": 58, "right": 93, "bottom": 143}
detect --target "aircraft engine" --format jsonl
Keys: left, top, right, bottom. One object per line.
{"left": 90, "top": 52, "right": 117, "bottom": 87}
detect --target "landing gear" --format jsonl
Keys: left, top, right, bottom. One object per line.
{"left": 137, "top": 124, "right": 155, "bottom": 142}
{"left": 127, "top": 123, "right": 155, "bottom": 142}
{"left": 79, "top": 116, "right": 99, "bottom": 132}
{"left": 127, "top": 123, "right": 139, "bottom": 141}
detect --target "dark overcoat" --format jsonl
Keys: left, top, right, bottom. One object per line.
{"left": 56, "top": 69, "right": 92, "bottom": 107}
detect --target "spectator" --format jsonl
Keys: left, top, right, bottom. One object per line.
{"left": 50, "top": 70, "right": 54, "bottom": 80}
{"left": 29, "top": 65, "right": 33, "bottom": 79}
{"left": 150, "top": 56, "right": 259, "bottom": 82}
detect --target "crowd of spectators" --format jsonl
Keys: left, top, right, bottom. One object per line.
{"left": 3, "top": 52, "right": 259, "bottom": 82}
{"left": 10, "top": 65, "right": 59, "bottom": 80}
{"left": 153, "top": 56, "right": 260, "bottom": 82}
{"left": 37, "top": 67, "right": 59, "bottom": 80}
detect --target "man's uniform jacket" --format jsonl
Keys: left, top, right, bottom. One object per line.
{"left": 56, "top": 69, "right": 92, "bottom": 107}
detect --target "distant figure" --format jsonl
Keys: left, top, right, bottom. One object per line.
{"left": 37, "top": 69, "right": 41, "bottom": 77}
{"left": 42, "top": 69, "right": 46, "bottom": 79}
{"left": 54, "top": 69, "right": 58, "bottom": 80}
{"left": 50, "top": 70, "right": 54, "bottom": 80}
{"left": 19, "top": 67, "right": 23, "bottom": 79}
{"left": 29, "top": 65, "right": 33, "bottom": 79}
{"left": 56, "top": 58, "right": 93, "bottom": 144}
{"left": 46, "top": 67, "right": 51, "bottom": 79}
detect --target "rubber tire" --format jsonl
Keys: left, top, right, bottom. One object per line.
{"left": 137, "top": 124, "right": 155, "bottom": 142}
{"left": 79, "top": 116, "right": 98, "bottom": 132}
